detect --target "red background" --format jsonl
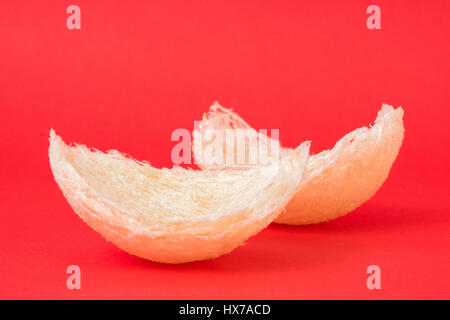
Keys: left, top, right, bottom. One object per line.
{"left": 1, "top": 0, "right": 449, "bottom": 299}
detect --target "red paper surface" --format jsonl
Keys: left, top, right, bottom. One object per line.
{"left": 1, "top": 0, "right": 449, "bottom": 299}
